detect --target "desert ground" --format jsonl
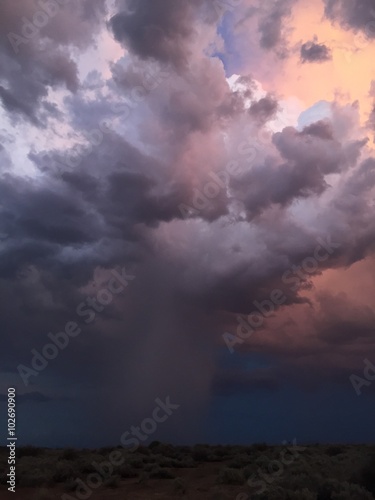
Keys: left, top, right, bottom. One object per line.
{"left": 1, "top": 442, "right": 375, "bottom": 499}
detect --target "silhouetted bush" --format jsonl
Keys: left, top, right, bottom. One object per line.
{"left": 18, "top": 472, "right": 52, "bottom": 488}
{"left": 147, "top": 441, "right": 176, "bottom": 457}
{"left": 326, "top": 446, "right": 343, "bottom": 457}
{"left": 149, "top": 440, "right": 161, "bottom": 449}
{"left": 252, "top": 443, "right": 268, "bottom": 452}
{"left": 128, "top": 456, "right": 144, "bottom": 469}
{"left": 317, "top": 479, "right": 374, "bottom": 500}
{"left": 359, "top": 454, "right": 375, "bottom": 494}
{"left": 331, "top": 482, "right": 374, "bottom": 499}
{"left": 97, "top": 446, "right": 114, "bottom": 455}
{"left": 137, "top": 446, "right": 151, "bottom": 455}
{"left": 104, "top": 475, "right": 120, "bottom": 488}
{"left": 217, "top": 467, "right": 244, "bottom": 485}
{"left": 17, "top": 446, "right": 44, "bottom": 458}
{"left": 63, "top": 478, "right": 78, "bottom": 492}
{"left": 228, "top": 454, "right": 250, "bottom": 469}
{"left": 52, "top": 460, "right": 74, "bottom": 482}
{"left": 60, "top": 448, "right": 78, "bottom": 461}
{"left": 192, "top": 444, "right": 211, "bottom": 462}
{"left": 119, "top": 464, "right": 138, "bottom": 478}
{"left": 75, "top": 458, "right": 97, "bottom": 474}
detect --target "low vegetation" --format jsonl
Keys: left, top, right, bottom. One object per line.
{"left": 0, "top": 443, "right": 374, "bottom": 498}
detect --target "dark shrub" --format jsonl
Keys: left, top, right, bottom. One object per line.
{"left": 317, "top": 485, "right": 332, "bottom": 500}
{"left": 192, "top": 445, "right": 211, "bottom": 462}
{"left": 18, "top": 472, "right": 52, "bottom": 488}
{"left": 128, "top": 456, "right": 144, "bottom": 469}
{"left": 119, "top": 464, "right": 138, "bottom": 478}
{"left": 318, "top": 480, "right": 375, "bottom": 500}
{"left": 228, "top": 455, "right": 250, "bottom": 469}
{"left": 97, "top": 447, "right": 114, "bottom": 455}
{"left": 104, "top": 475, "right": 120, "bottom": 488}
{"left": 17, "top": 446, "right": 44, "bottom": 458}
{"left": 317, "top": 479, "right": 347, "bottom": 500}
{"left": 217, "top": 467, "right": 244, "bottom": 485}
{"left": 63, "top": 479, "right": 78, "bottom": 492}
{"left": 252, "top": 443, "right": 268, "bottom": 452}
{"left": 137, "top": 446, "right": 151, "bottom": 455}
{"left": 150, "top": 443, "right": 176, "bottom": 457}
{"left": 359, "top": 454, "right": 375, "bottom": 494}
{"left": 52, "top": 461, "right": 74, "bottom": 482}
{"left": 75, "top": 459, "right": 97, "bottom": 475}
{"left": 325, "top": 446, "right": 343, "bottom": 457}
{"left": 149, "top": 440, "right": 162, "bottom": 449}
{"left": 60, "top": 448, "right": 78, "bottom": 461}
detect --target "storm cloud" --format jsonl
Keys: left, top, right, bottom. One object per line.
{"left": 1, "top": 0, "right": 375, "bottom": 447}
{"left": 323, "top": 0, "right": 375, "bottom": 38}
{"left": 300, "top": 39, "right": 332, "bottom": 62}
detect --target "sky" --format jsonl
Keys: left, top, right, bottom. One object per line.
{"left": 1, "top": 0, "right": 375, "bottom": 448}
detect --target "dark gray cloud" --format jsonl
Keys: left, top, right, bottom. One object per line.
{"left": 300, "top": 39, "right": 332, "bottom": 63}
{"left": 258, "top": 0, "right": 295, "bottom": 54}
{"left": 0, "top": 50, "right": 78, "bottom": 125}
{"left": 228, "top": 122, "right": 367, "bottom": 220}
{"left": 248, "top": 94, "right": 279, "bottom": 125}
{"left": 300, "top": 120, "right": 334, "bottom": 140}
{"left": 0, "top": 85, "right": 37, "bottom": 124}
{"left": 110, "top": 0, "right": 204, "bottom": 70}
{"left": 323, "top": 0, "right": 375, "bottom": 38}
{"left": 0, "top": 0, "right": 106, "bottom": 124}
